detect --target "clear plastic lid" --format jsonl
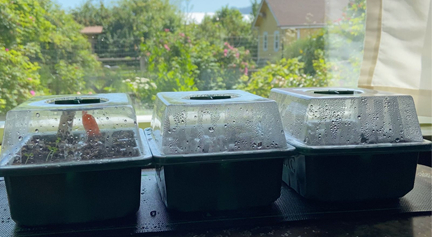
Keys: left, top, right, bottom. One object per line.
{"left": 269, "top": 88, "right": 424, "bottom": 146}
{"left": 151, "top": 90, "right": 287, "bottom": 156}
{"left": 0, "top": 93, "right": 150, "bottom": 173}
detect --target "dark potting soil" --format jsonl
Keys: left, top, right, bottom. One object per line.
{"left": 16, "top": 130, "right": 140, "bottom": 165}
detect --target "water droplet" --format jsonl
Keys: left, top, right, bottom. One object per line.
{"left": 106, "top": 117, "right": 109, "bottom": 120}
{"left": 224, "top": 124, "right": 228, "bottom": 128}
{"left": 36, "top": 113, "right": 40, "bottom": 117}
{"left": 34, "top": 129, "right": 39, "bottom": 133}
{"left": 18, "top": 136, "right": 22, "bottom": 141}
{"left": 257, "top": 142, "right": 263, "bottom": 149}
{"left": 357, "top": 115, "right": 361, "bottom": 120}
{"left": 208, "top": 127, "right": 214, "bottom": 132}
{"left": 395, "top": 138, "right": 400, "bottom": 143}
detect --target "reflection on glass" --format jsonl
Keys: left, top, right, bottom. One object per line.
{"left": 0, "top": 0, "right": 366, "bottom": 116}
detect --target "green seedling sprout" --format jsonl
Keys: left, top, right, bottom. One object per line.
{"left": 46, "top": 137, "right": 61, "bottom": 162}
{"left": 23, "top": 152, "right": 34, "bottom": 164}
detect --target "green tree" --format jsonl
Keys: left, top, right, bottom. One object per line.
{"left": 37, "top": 0, "right": 100, "bottom": 95}
{"left": 71, "top": 0, "right": 182, "bottom": 59}
{"left": 125, "top": 29, "right": 254, "bottom": 107}
{"left": 325, "top": 0, "right": 366, "bottom": 86}
{"left": 191, "top": 6, "right": 258, "bottom": 59}
{"left": 250, "top": 0, "right": 260, "bottom": 22}
{"left": 0, "top": 0, "right": 46, "bottom": 113}
{"left": 0, "top": 0, "right": 100, "bottom": 113}
{"left": 194, "top": 6, "right": 254, "bottom": 42}
{"left": 283, "top": 29, "right": 325, "bottom": 76}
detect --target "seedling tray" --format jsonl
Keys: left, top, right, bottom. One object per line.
{"left": 145, "top": 128, "right": 295, "bottom": 212}
{"left": 282, "top": 138, "right": 432, "bottom": 201}
{"left": 0, "top": 129, "right": 151, "bottom": 226}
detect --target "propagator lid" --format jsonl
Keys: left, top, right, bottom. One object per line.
{"left": 0, "top": 93, "right": 152, "bottom": 176}
{"left": 269, "top": 87, "right": 428, "bottom": 149}
{"left": 149, "top": 90, "right": 293, "bottom": 163}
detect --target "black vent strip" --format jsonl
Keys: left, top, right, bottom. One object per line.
{"left": 314, "top": 90, "right": 355, "bottom": 95}
{"left": 189, "top": 95, "right": 232, "bottom": 100}
{"left": 54, "top": 98, "right": 101, "bottom": 104}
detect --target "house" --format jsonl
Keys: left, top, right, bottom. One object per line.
{"left": 80, "top": 26, "right": 103, "bottom": 53}
{"left": 252, "top": 0, "right": 327, "bottom": 64}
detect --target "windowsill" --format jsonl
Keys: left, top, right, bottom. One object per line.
{"left": 419, "top": 116, "right": 432, "bottom": 137}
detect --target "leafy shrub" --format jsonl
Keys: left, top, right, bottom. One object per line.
{"left": 125, "top": 30, "right": 255, "bottom": 107}
{"left": 238, "top": 50, "right": 330, "bottom": 98}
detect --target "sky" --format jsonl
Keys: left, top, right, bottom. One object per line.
{"left": 55, "top": 0, "right": 253, "bottom": 12}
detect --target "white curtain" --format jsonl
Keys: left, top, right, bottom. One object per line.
{"left": 358, "top": 0, "right": 432, "bottom": 119}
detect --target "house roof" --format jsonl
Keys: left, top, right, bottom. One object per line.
{"left": 80, "top": 26, "right": 103, "bottom": 35}
{"left": 253, "top": 0, "right": 326, "bottom": 28}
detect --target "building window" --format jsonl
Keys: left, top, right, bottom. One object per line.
{"left": 274, "top": 31, "right": 280, "bottom": 52}
{"left": 263, "top": 32, "right": 268, "bottom": 51}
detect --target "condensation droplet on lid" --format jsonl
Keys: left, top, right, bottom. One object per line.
{"left": 208, "top": 127, "right": 214, "bottom": 132}
{"left": 35, "top": 129, "right": 39, "bottom": 133}
{"left": 35, "top": 113, "right": 40, "bottom": 117}
{"left": 18, "top": 136, "right": 23, "bottom": 141}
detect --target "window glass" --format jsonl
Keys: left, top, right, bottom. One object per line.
{"left": 0, "top": 0, "right": 366, "bottom": 118}
{"left": 274, "top": 31, "right": 279, "bottom": 52}
{"left": 263, "top": 32, "right": 268, "bottom": 51}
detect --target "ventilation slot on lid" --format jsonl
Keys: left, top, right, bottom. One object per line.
{"left": 189, "top": 95, "right": 232, "bottom": 100}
